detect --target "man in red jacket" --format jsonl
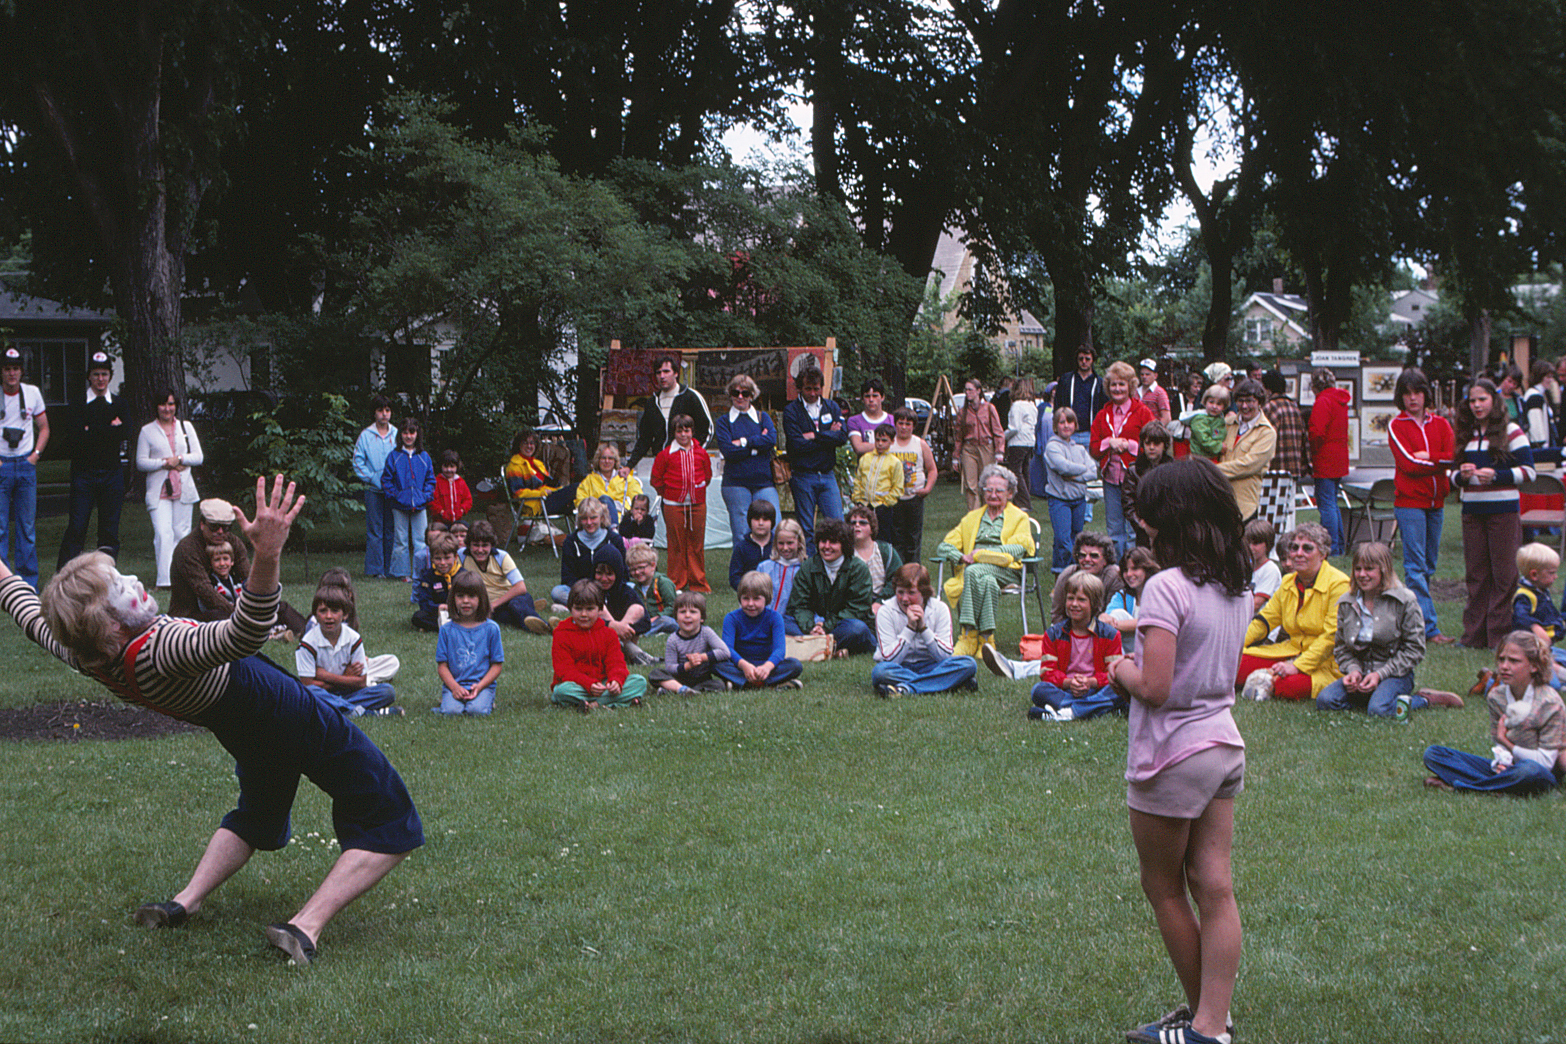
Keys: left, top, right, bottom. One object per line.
{"left": 1307, "top": 368, "right": 1352, "bottom": 555}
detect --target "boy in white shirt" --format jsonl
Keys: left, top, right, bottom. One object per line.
{"left": 296, "top": 586, "right": 403, "bottom": 716}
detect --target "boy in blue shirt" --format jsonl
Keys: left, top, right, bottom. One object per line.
{"left": 1514, "top": 542, "right": 1566, "bottom": 684}
{"left": 713, "top": 571, "right": 804, "bottom": 689}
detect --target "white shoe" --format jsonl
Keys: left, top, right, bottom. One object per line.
{"left": 1242, "top": 669, "right": 1275, "bottom": 701}
{"left": 1052, "top": 706, "right": 1075, "bottom": 721}
{"left": 981, "top": 643, "right": 1018, "bottom": 680}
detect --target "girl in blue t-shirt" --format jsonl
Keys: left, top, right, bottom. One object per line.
{"left": 435, "top": 571, "right": 506, "bottom": 715}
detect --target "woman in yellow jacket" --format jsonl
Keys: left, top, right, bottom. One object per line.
{"left": 574, "top": 442, "right": 642, "bottom": 525}
{"left": 1234, "top": 521, "right": 1348, "bottom": 700}
{"left": 935, "top": 464, "right": 1035, "bottom": 656}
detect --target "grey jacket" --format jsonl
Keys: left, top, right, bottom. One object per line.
{"left": 1043, "top": 434, "right": 1097, "bottom": 501}
{"left": 1333, "top": 585, "right": 1425, "bottom": 680}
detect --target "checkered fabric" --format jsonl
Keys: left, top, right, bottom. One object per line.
{"left": 1257, "top": 471, "right": 1297, "bottom": 533}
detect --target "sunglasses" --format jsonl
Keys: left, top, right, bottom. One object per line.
{"left": 732, "top": 389, "right": 752, "bottom": 398}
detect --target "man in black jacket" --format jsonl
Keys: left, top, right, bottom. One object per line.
{"left": 57, "top": 350, "right": 130, "bottom": 567}
{"left": 626, "top": 354, "right": 713, "bottom": 470}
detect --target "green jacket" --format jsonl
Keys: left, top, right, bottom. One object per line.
{"left": 787, "top": 554, "right": 874, "bottom": 634}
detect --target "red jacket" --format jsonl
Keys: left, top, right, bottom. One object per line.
{"left": 1090, "top": 399, "right": 1155, "bottom": 480}
{"left": 1308, "top": 386, "right": 1352, "bottom": 479}
{"left": 1040, "top": 619, "right": 1123, "bottom": 688}
{"left": 651, "top": 443, "right": 712, "bottom": 504}
{"left": 430, "top": 474, "right": 472, "bottom": 524}
{"left": 551, "top": 617, "right": 629, "bottom": 689}
{"left": 1387, "top": 411, "right": 1456, "bottom": 509}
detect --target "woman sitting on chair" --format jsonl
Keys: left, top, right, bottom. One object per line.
{"left": 935, "top": 464, "right": 1035, "bottom": 658}
{"left": 505, "top": 430, "right": 561, "bottom": 542}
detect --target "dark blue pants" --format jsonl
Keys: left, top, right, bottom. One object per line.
{"left": 58, "top": 465, "right": 125, "bottom": 568}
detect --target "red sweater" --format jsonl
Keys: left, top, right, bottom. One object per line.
{"left": 1090, "top": 399, "right": 1155, "bottom": 479}
{"left": 651, "top": 443, "right": 712, "bottom": 504}
{"left": 1387, "top": 411, "right": 1456, "bottom": 509}
{"left": 1039, "top": 621, "right": 1123, "bottom": 688}
{"left": 1308, "top": 386, "right": 1352, "bottom": 479}
{"left": 551, "top": 617, "right": 629, "bottom": 689}
{"left": 430, "top": 474, "right": 473, "bottom": 524}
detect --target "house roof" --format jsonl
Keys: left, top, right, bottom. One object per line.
{"left": 1242, "top": 291, "right": 1309, "bottom": 341}
{"left": 0, "top": 278, "right": 115, "bottom": 326}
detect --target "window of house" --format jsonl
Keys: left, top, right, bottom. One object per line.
{"left": 13, "top": 339, "right": 88, "bottom": 406}
{"left": 1244, "top": 319, "right": 1272, "bottom": 345}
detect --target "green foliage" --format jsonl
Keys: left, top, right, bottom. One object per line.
{"left": 244, "top": 393, "right": 362, "bottom": 533}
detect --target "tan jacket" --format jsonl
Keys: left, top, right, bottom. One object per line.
{"left": 1218, "top": 414, "right": 1277, "bottom": 518}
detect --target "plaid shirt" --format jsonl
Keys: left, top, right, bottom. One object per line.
{"left": 1265, "top": 394, "right": 1311, "bottom": 475}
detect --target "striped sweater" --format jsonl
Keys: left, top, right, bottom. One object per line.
{"left": 0, "top": 574, "right": 278, "bottom": 722}
{"left": 1452, "top": 423, "right": 1535, "bottom": 515}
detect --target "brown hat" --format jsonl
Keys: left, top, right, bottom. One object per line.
{"left": 199, "top": 499, "right": 236, "bottom": 524}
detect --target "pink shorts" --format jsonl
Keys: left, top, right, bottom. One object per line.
{"left": 1127, "top": 745, "right": 1246, "bottom": 819}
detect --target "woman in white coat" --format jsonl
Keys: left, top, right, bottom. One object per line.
{"left": 137, "top": 390, "right": 204, "bottom": 587}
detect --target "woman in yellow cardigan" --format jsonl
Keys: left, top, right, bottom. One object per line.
{"left": 936, "top": 464, "right": 1035, "bottom": 656}
{"left": 1235, "top": 521, "right": 1349, "bottom": 700}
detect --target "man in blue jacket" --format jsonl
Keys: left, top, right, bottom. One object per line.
{"left": 781, "top": 366, "right": 847, "bottom": 556}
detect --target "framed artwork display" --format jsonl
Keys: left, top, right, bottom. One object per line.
{"left": 1361, "top": 408, "right": 1397, "bottom": 446}
{"left": 1362, "top": 366, "right": 1401, "bottom": 402}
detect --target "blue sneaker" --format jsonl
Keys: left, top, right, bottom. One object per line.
{"left": 1125, "top": 1006, "right": 1234, "bottom": 1044}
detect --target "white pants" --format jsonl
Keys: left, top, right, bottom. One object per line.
{"left": 148, "top": 498, "right": 192, "bottom": 587}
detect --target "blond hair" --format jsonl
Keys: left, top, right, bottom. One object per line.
{"left": 1204, "top": 384, "right": 1230, "bottom": 407}
{"left": 1517, "top": 541, "right": 1561, "bottom": 579}
{"left": 624, "top": 543, "right": 659, "bottom": 569}
{"left": 1105, "top": 361, "right": 1137, "bottom": 385}
{"left": 737, "top": 570, "right": 774, "bottom": 600}
{"left": 40, "top": 553, "right": 130, "bottom": 670}
{"left": 1350, "top": 541, "right": 1401, "bottom": 597}
{"left": 1059, "top": 569, "right": 1106, "bottom": 616}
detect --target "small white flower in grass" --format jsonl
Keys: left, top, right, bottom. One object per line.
{"left": 248, "top": 1025, "right": 259, "bottom": 1031}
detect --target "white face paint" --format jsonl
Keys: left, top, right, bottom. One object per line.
{"left": 108, "top": 569, "right": 158, "bottom": 628}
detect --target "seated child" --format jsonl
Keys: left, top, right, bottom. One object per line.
{"left": 449, "top": 519, "right": 469, "bottom": 548}
{"left": 197, "top": 541, "right": 241, "bottom": 619}
{"left": 435, "top": 570, "right": 506, "bottom": 715}
{"left": 430, "top": 449, "right": 472, "bottom": 526}
{"left": 413, "top": 532, "right": 462, "bottom": 632}
{"left": 619, "top": 494, "right": 657, "bottom": 545}
{"left": 1028, "top": 571, "right": 1125, "bottom": 721}
{"left": 1101, "top": 546, "right": 1159, "bottom": 655}
{"left": 729, "top": 497, "right": 776, "bottom": 590}
{"left": 1246, "top": 518, "right": 1282, "bottom": 614}
{"left": 461, "top": 520, "right": 549, "bottom": 633}
{"left": 575, "top": 441, "right": 641, "bottom": 525}
{"left": 626, "top": 542, "right": 678, "bottom": 635}
{"left": 1050, "top": 530, "right": 1124, "bottom": 625}
{"left": 1184, "top": 384, "right": 1229, "bottom": 462}
{"left": 760, "top": 519, "right": 807, "bottom": 629}
{"left": 308, "top": 566, "right": 360, "bottom": 631}
{"left": 551, "top": 578, "right": 650, "bottom": 711}
{"left": 411, "top": 521, "right": 449, "bottom": 603}
{"left": 871, "top": 563, "right": 978, "bottom": 696}
{"left": 592, "top": 544, "right": 654, "bottom": 664}
{"left": 296, "top": 583, "right": 402, "bottom": 716}
{"left": 1424, "top": 630, "right": 1564, "bottom": 794}
{"left": 1514, "top": 541, "right": 1566, "bottom": 684}
{"left": 553, "top": 497, "right": 626, "bottom": 607}
{"left": 648, "top": 591, "right": 731, "bottom": 694}
{"left": 785, "top": 517, "right": 875, "bottom": 656}
{"left": 853, "top": 422, "right": 905, "bottom": 536}
{"left": 715, "top": 570, "right": 805, "bottom": 689}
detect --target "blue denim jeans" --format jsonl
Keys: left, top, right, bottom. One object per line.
{"left": 1103, "top": 481, "right": 1130, "bottom": 561}
{"left": 1045, "top": 494, "right": 1085, "bottom": 572}
{"left": 437, "top": 684, "right": 498, "bottom": 715}
{"left": 1315, "top": 671, "right": 1418, "bottom": 717}
{"left": 872, "top": 656, "right": 978, "bottom": 693}
{"left": 1029, "top": 681, "right": 1126, "bottom": 719}
{"left": 59, "top": 465, "right": 125, "bottom": 568}
{"left": 364, "top": 489, "right": 394, "bottom": 577}
{"left": 1423, "top": 745, "right": 1558, "bottom": 794}
{"left": 0, "top": 457, "right": 39, "bottom": 586}
{"left": 1394, "top": 505, "right": 1444, "bottom": 637}
{"left": 1072, "top": 432, "right": 1094, "bottom": 523}
{"left": 1315, "top": 477, "right": 1343, "bottom": 555}
{"left": 389, "top": 507, "right": 426, "bottom": 579}
{"left": 789, "top": 469, "right": 843, "bottom": 555}
{"left": 721, "top": 483, "right": 781, "bottom": 549}
{"left": 827, "top": 617, "right": 874, "bottom": 655}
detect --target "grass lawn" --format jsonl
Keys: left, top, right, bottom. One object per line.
{"left": 0, "top": 484, "right": 1562, "bottom": 1044}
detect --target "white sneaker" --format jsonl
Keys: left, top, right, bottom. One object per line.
{"left": 981, "top": 643, "right": 1018, "bottom": 680}
{"left": 1242, "top": 669, "right": 1275, "bottom": 701}
{"left": 1052, "top": 706, "right": 1075, "bottom": 721}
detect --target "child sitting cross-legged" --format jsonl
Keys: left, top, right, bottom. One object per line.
{"left": 1028, "top": 570, "right": 1126, "bottom": 721}
{"left": 551, "top": 578, "right": 650, "bottom": 712}
{"left": 591, "top": 544, "right": 656, "bottom": 665}
{"left": 648, "top": 591, "right": 731, "bottom": 694}
{"left": 715, "top": 570, "right": 804, "bottom": 690}
{"left": 297, "top": 583, "right": 402, "bottom": 717}
{"left": 412, "top": 531, "right": 461, "bottom": 632}
{"left": 871, "top": 562, "right": 978, "bottom": 696}
{"left": 626, "top": 542, "right": 678, "bottom": 635}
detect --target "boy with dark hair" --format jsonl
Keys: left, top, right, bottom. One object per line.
{"left": 729, "top": 498, "right": 776, "bottom": 590}
{"left": 550, "top": 579, "right": 650, "bottom": 711}
{"left": 785, "top": 517, "right": 875, "bottom": 655}
{"left": 592, "top": 544, "right": 654, "bottom": 665}
{"left": 648, "top": 591, "right": 731, "bottom": 694}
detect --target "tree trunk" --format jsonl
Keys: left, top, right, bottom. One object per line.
{"left": 1469, "top": 310, "right": 1492, "bottom": 375}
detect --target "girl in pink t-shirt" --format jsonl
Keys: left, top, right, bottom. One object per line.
{"left": 1106, "top": 458, "right": 1252, "bottom": 1044}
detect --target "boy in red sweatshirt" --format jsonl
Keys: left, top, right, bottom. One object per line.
{"left": 550, "top": 579, "right": 650, "bottom": 712}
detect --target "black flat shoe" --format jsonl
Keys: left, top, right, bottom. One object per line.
{"left": 133, "top": 900, "right": 188, "bottom": 929}
{"left": 265, "top": 922, "right": 317, "bottom": 965}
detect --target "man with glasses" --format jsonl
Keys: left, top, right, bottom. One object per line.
{"left": 626, "top": 355, "right": 713, "bottom": 471}
{"left": 170, "top": 499, "right": 309, "bottom": 635}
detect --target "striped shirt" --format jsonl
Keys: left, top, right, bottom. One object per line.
{"left": 0, "top": 575, "right": 279, "bottom": 722}
{"left": 1452, "top": 423, "right": 1535, "bottom": 515}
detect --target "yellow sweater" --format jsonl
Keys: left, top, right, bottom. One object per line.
{"left": 574, "top": 470, "right": 643, "bottom": 514}
{"left": 1244, "top": 561, "right": 1350, "bottom": 696}
{"left": 854, "top": 451, "right": 905, "bottom": 507}
{"left": 938, "top": 503, "right": 1035, "bottom": 609}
